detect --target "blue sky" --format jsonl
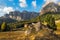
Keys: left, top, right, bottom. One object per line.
{"left": 0, "top": 0, "right": 60, "bottom": 16}
{"left": 0, "top": 0, "right": 44, "bottom": 12}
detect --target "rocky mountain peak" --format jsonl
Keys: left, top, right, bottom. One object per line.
{"left": 40, "top": 2, "right": 60, "bottom": 15}
{"left": 58, "top": 2, "right": 60, "bottom": 6}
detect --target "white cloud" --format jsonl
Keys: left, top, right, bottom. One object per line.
{"left": 19, "top": 2, "right": 27, "bottom": 7}
{"left": 0, "top": 8, "right": 4, "bottom": 15}
{"left": 32, "top": 0, "right": 36, "bottom": 8}
{"left": 0, "top": 6, "right": 14, "bottom": 16}
{"left": 19, "top": 0, "right": 27, "bottom": 8}
{"left": 19, "top": 0, "right": 26, "bottom": 3}
{"left": 3, "top": 7, "right": 14, "bottom": 14}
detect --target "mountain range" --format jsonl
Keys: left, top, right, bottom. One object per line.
{"left": 4, "top": 10, "right": 39, "bottom": 21}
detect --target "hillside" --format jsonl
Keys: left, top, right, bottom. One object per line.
{"left": 40, "top": 12, "right": 60, "bottom": 21}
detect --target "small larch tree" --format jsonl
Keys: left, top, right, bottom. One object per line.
{"left": 1, "top": 22, "right": 7, "bottom": 31}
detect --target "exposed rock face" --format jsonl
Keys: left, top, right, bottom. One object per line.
{"left": 32, "top": 22, "right": 42, "bottom": 31}
{"left": 24, "top": 22, "right": 42, "bottom": 35}
{"left": 23, "top": 22, "right": 60, "bottom": 40}
{"left": 4, "top": 11, "right": 39, "bottom": 21}
{"left": 58, "top": 2, "right": 60, "bottom": 6}
{"left": 40, "top": 2, "right": 60, "bottom": 15}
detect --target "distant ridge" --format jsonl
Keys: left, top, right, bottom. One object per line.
{"left": 4, "top": 10, "right": 39, "bottom": 21}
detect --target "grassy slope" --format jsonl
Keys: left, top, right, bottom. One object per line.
{"left": 39, "top": 13, "right": 60, "bottom": 35}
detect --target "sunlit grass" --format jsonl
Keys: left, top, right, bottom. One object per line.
{"left": 55, "top": 20, "right": 60, "bottom": 35}
{"left": 55, "top": 20, "right": 60, "bottom": 29}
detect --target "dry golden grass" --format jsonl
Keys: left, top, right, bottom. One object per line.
{"left": 55, "top": 20, "right": 60, "bottom": 35}
{"left": 0, "top": 31, "right": 26, "bottom": 40}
